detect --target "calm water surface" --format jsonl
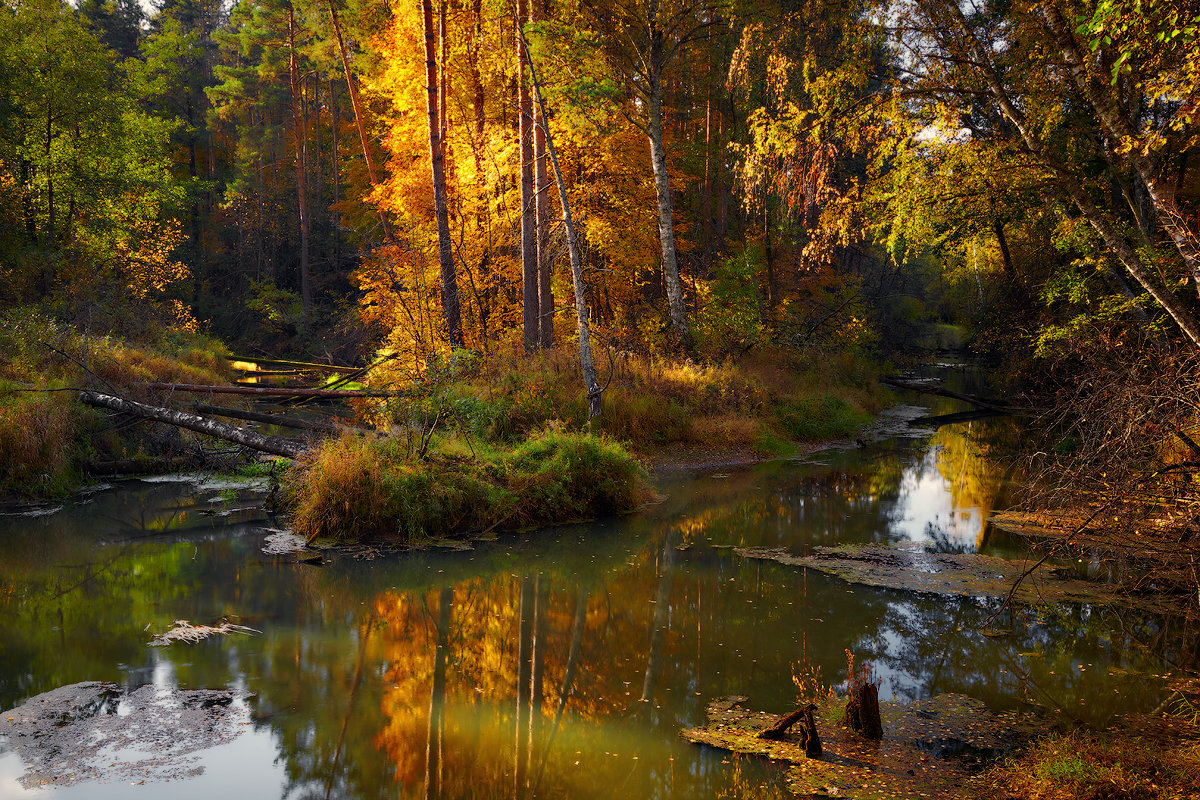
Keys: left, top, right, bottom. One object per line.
{"left": 0, "top": 369, "right": 1185, "bottom": 799}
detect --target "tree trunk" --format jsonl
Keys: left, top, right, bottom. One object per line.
{"left": 533, "top": 0, "right": 553, "bottom": 348}
{"left": 647, "top": 79, "right": 691, "bottom": 349}
{"left": 287, "top": 6, "right": 312, "bottom": 323}
{"left": 843, "top": 683, "right": 883, "bottom": 740}
{"left": 328, "top": 0, "right": 393, "bottom": 244}
{"left": 518, "top": 0, "right": 538, "bottom": 352}
{"left": 521, "top": 31, "right": 603, "bottom": 422}
{"left": 1040, "top": 3, "right": 1200, "bottom": 294}
{"left": 701, "top": 94, "right": 715, "bottom": 275}
{"left": 79, "top": 392, "right": 308, "bottom": 458}
{"left": 423, "top": 0, "right": 464, "bottom": 346}
{"left": 993, "top": 218, "right": 1017, "bottom": 284}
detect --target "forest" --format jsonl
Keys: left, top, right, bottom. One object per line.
{"left": 2, "top": 0, "right": 1200, "bottom": 796}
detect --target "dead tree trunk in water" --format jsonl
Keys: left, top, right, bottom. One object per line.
{"left": 758, "top": 703, "right": 821, "bottom": 758}
{"left": 842, "top": 652, "right": 883, "bottom": 740}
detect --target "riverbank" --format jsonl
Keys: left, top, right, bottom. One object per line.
{"left": 0, "top": 309, "right": 233, "bottom": 497}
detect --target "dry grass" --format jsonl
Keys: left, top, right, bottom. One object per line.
{"left": 0, "top": 392, "right": 79, "bottom": 493}
{"left": 0, "top": 308, "right": 233, "bottom": 495}
{"left": 980, "top": 724, "right": 1200, "bottom": 800}
{"left": 365, "top": 340, "right": 887, "bottom": 456}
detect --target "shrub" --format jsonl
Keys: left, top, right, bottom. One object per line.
{"left": 776, "top": 394, "right": 871, "bottom": 441}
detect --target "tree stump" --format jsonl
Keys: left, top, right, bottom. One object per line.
{"left": 842, "top": 682, "right": 883, "bottom": 740}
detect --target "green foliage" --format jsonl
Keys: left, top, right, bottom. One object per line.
{"left": 696, "top": 245, "right": 766, "bottom": 356}
{"left": 284, "top": 431, "right": 648, "bottom": 543}
{"left": 245, "top": 279, "right": 306, "bottom": 334}
{"left": 776, "top": 394, "right": 870, "bottom": 442}
{"left": 751, "top": 429, "right": 796, "bottom": 456}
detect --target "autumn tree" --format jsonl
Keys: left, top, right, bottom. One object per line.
{"left": 580, "top": 0, "right": 725, "bottom": 350}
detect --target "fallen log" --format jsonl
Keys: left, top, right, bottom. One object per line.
{"left": 229, "top": 356, "right": 348, "bottom": 373}
{"left": 80, "top": 391, "right": 310, "bottom": 458}
{"left": 137, "top": 383, "right": 401, "bottom": 398}
{"left": 192, "top": 403, "right": 380, "bottom": 437}
{"left": 881, "top": 377, "right": 1023, "bottom": 413}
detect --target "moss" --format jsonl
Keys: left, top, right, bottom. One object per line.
{"left": 284, "top": 431, "right": 648, "bottom": 544}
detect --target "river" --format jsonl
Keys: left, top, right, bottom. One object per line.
{"left": 0, "top": 364, "right": 1183, "bottom": 798}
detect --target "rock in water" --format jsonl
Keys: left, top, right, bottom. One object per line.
{"left": 0, "top": 681, "right": 254, "bottom": 788}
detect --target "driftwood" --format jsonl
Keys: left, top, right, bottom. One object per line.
{"left": 80, "top": 391, "right": 310, "bottom": 458}
{"left": 137, "top": 382, "right": 401, "bottom": 398}
{"left": 758, "top": 703, "right": 822, "bottom": 758}
{"left": 191, "top": 403, "right": 376, "bottom": 436}
{"left": 882, "top": 377, "right": 1022, "bottom": 413}
{"left": 148, "top": 619, "right": 261, "bottom": 647}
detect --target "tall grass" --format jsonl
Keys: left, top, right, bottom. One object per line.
{"left": 362, "top": 341, "right": 886, "bottom": 456}
{"left": 0, "top": 390, "right": 80, "bottom": 494}
{"left": 0, "top": 307, "right": 233, "bottom": 496}
{"left": 284, "top": 431, "right": 648, "bottom": 544}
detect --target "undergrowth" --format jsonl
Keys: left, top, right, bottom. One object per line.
{"left": 0, "top": 307, "right": 232, "bottom": 496}
{"left": 982, "top": 726, "right": 1200, "bottom": 800}
{"left": 284, "top": 430, "right": 649, "bottom": 543}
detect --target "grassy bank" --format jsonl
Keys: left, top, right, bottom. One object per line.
{"left": 356, "top": 342, "right": 888, "bottom": 463}
{"left": 277, "top": 341, "right": 886, "bottom": 544}
{"left": 284, "top": 431, "right": 649, "bottom": 544}
{"left": 976, "top": 716, "right": 1200, "bottom": 800}
{"left": 0, "top": 308, "right": 232, "bottom": 496}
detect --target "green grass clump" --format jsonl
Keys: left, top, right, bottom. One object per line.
{"left": 776, "top": 393, "right": 871, "bottom": 441}
{"left": 284, "top": 431, "right": 648, "bottom": 544}
{"left": 984, "top": 728, "right": 1200, "bottom": 800}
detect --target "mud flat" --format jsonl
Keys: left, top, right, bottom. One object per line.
{"left": 682, "top": 694, "right": 1033, "bottom": 799}
{"left": 734, "top": 543, "right": 1175, "bottom": 614}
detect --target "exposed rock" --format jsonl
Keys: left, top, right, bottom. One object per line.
{"left": 0, "top": 681, "right": 253, "bottom": 788}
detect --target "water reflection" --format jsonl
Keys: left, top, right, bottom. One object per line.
{"left": 0, "top": 412, "right": 1186, "bottom": 799}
